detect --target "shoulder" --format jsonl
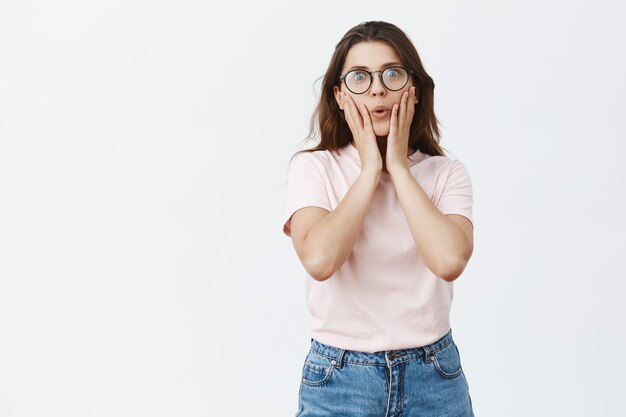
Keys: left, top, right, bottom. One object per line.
{"left": 414, "top": 155, "right": 473, "bottom": 193}
{"left": 286, "top": 150, "right": 334, "bottom": 184}
{"left": 290, "top": 149, "right": 332, "bottom": 163}
{"left": 289, "top": 149, "right": 338, "bottom": 172}
{"left": 416, "top": 154, "right": 468, "bottom": 173}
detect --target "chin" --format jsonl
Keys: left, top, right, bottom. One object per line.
{"left": 371, "top": 117, "right": 390, "bottom": 136}
{"left": 373, "top": 126, "right": 390, "bottom": 136}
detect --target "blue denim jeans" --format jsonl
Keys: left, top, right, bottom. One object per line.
{"left": 295, "top": 328, "right": 474, "bottom": 417}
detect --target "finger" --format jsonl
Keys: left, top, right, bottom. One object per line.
{"left": 342, "top": 92, "right": 358, "bottom": 133}
{"left": 407, "top": 86, "right": 416, "bottom": 122}
{"left": 399, "top": 90, "right": 408, "bottom": 123}
{"left": 402, "top": 89, "right": 413, "bottom": 130}
{"left": 390, "top": 103, "right": 398, "bottom": 138}
{"left": 341, "top": 92, "right": 351, "bottom": 122}
{"left": 343, "top": 92, "right": 363, "bottom": 131}
{"left": 357, "top": 103, "right": 374, "bottom": 134}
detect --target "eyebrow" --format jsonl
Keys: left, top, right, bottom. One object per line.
{"left": 347, "top": 62, "right": 403, "bottom": 71}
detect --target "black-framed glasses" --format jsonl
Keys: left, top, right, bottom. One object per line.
{"left": 338, "top": 66, "right": 415, "bottom": 95}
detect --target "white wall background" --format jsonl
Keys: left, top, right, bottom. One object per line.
{"left": 1, "top": 0, "right": 625, "bottom": 416}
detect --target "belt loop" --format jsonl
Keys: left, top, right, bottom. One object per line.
{"left": 423, "top": 345, "right": 432, "bottom": 363}
{"left": 333, "top": 348, "right": 345, "bottom": 368}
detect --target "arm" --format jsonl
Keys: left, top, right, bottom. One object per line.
{"left": 291, "top": 169, "right": 380, "bottom": 281}
{"left": 388, "top": 166, "right": 474, "bottom": 282}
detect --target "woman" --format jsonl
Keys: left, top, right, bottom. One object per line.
{"left": 282, "top": 21, "right": 476, "bottom": 417}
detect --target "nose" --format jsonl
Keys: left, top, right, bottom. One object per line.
{"left": 369, "top": 74, "right": 386, "bottom": 96}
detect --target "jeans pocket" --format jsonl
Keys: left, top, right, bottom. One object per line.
{"left": 301, "top": 350, "right": 334, "bottom": 387}
{"left": 430, "top": 342, "right": 463, "bottom": 379}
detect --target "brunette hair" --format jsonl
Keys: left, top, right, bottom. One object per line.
{"left": 289, "top": 20, "right": 447, "bottom": 165}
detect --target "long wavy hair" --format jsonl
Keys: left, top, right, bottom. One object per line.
{"left": 288, "top": 20, "right": 447, "bottom": 166}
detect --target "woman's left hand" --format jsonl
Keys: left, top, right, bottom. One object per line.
{"left": 386, "top": 86, "right": 416, "bottom": 174}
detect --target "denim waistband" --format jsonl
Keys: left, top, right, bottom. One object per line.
{"left": 309, "top": 328, "right": 455, "bottom": 368}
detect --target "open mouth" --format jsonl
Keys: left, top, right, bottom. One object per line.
{"left": 371, "top": 109, "right": 389, "bottom": 118}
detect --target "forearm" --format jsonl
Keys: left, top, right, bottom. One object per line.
{"left": 389, "top": 167, "right": 468, "bottom": 281}
{"left": 305, "top": 169, "right": 380, "bottom": 281}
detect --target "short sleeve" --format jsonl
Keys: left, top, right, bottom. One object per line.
{"left": 436, "top": 159, "right": 474, "bottom": 226}
{"left": 282, "top": 153, "right": 332, "bottom": 237}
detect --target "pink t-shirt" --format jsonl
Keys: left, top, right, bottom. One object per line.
{"left": 282, "top": 142, "right": 473, "bottom": 353}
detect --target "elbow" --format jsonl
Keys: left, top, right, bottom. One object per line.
{"left": 437, "top": 243, "right": 473, "bottom": 282}
{"left": 305, "top": 256, "right": 336, "bottom": 282}
{"left": 437, "top": 258, "right": 468, "bottom": 283}
{"left": 308, "top": 269, "right": 334, "bottom": 282}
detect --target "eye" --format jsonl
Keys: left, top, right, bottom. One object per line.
{"left": 349, "top": 70, "right": 368, "bottom": 82}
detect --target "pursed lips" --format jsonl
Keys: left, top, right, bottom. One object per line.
{"left": 370, "top": 106, "right": 390, "bottom": 117}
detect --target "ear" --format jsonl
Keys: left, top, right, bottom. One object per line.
{"left": 333, "top": 85, "right": 343, "bottom": 110}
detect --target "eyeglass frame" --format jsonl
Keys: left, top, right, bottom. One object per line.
{"left": 338, "top": 66, "right": 416, "bottom": 95}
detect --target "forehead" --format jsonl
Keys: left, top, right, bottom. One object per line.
{"left": 342, "top": 41, "right": 403, "bottom": 72}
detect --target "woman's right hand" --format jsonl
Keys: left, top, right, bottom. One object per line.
{"left": 340, "top": 91, "right": 383, "bottom": 174}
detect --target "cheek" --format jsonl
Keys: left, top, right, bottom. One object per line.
{"left": 393, "top": 90, "right": 410, "bottom": 106}
{"left": 349, "top": 96, "right": 364, "bottom": 109}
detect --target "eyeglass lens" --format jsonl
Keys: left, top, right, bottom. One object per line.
{"left": 345, "top": 67, "right": 409, "bottom": 94}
